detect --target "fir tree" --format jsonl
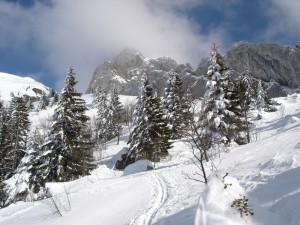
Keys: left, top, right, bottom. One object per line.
{"left": 236, "top": 70, "right": 256, "bottom": 143}
{"left": 0, "top": 175, "right": 8, "bottom": 208}
{"left": 0, "top": 96, "right": 8, "bottom": 207}
{"left": 0, "top": 107, "right": 11, "bottom": 179}
{"left": 256, "top": 79, "right": 265, "bottom": 119}
{"left": 107, "top": 89, "right": 125, "bottom": 144}
{"left": 37, "top": 92, "right": 50, "bottom": 110}
{"left": 36, "top": 67, "right": 95, "bottom": 183}
{"left": 22, "top": 95, "right": 33, "bottom": 111}
{"left": 163, "top": 71, "right": 193, "bottom": 138}
{"left": 27, "top": 130, "right": 49, "bottom": 196}
{"left": 3, "top": 95, "right": 30, "bottom": 178}
{"left": 199, "top": 45, "right": 248, "bottom": 147}
{"left": 126, "top": 76, "right": 171, "bottom": 164}
{"left": 93, "top": 86, "right": 110, "bottom": 144}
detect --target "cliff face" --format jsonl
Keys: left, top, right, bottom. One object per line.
{"left": 87, "top": 48, "right": 207, "bottom": 97}
{"left": 88, "top": 42, "right": 300, "bottom": 98}
{"left": 226, "top": 42, "right": 300, "bottom": 88}
{"left": 196, "top": 42, "right": 300, "bottom": 87}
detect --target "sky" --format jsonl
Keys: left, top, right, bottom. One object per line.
{"left": 0, "top": 0, "right": 299, "bottom": 92}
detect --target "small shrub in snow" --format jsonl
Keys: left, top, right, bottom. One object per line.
{"left": 222, "top": 173, "right": 232, "bottom": 189}
{"left": 222, "top": 173, "right": 254, "bottom": 218}
{"left": 231, "top": 195, "right": 254, "bottom": 217}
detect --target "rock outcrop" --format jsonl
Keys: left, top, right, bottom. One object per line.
{"left": 196, "top": 42, "right": 300, "bottom": 87}
{"left": 88, "top": 42, "right": 300, "bottom": 98}
{"left": 87, "top": 48, "right": 207, "bottom": 97}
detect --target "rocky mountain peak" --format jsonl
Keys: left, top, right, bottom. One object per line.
{"left": 112, "top": 48, "right": 146, "bottom": 74}
{"left": 86, "top": 49, "right": 202, "bottom": 96}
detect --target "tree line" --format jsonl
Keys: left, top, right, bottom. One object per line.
{"left": 0, "top": 46, "right": 274, "bottom": 207}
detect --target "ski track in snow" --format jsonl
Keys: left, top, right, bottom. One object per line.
{"left": 129, "top": 173, "right": 167, "bottom": 225}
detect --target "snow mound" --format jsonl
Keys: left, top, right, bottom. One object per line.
{"left": 288, "top": 116, "right": 299, "bottom": 124}
{"left": 123, "top": 160, "right": 154, "bottom": 176}
{"left": 195, "top": 172, "right": 254, "bottom": 225}
{"left": 0, "top": 72, "right": 50, "bottom": 103}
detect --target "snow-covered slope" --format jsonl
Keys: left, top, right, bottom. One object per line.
{"left": 0, "top": 94, "right": 300, "bottom": 225}
{"left": 0, "top": 72, "right": 50, "bottom": 103}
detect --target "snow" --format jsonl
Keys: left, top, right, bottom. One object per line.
{"left": 123, "top": 160, "right": 154, "bottom": 176}
{"left": 1, "top": 88, "right": 300, "bottom": 225}
{"left": 195, "top": 172, "right": 255, "bottom": 225}
{"left": 0, "top": 72, "right": 50, "bottom": 103}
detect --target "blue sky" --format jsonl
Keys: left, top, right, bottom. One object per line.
{"left": 0, "top": 0, "right": 299, "bottom": 92}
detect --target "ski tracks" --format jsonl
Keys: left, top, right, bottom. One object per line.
{"left": 129, "top": 173, "right": 168, "bottom": 225}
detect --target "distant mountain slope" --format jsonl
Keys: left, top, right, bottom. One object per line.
{"left": 88, "top": 42, "right": 300, "bottom": 98}
{"left": 86, "top": 48, "right": 206, "bottom": 97}
{"left": 0, "top": 72, "right": 51, "bottom": 102}
{"left": 196, "top": 41, "right": 300, "bottom": 95}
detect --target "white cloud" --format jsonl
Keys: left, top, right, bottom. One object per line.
{"left": 0, "top": 0, "right": 227, "bottom": 92}
{"left": 263, "top": 0, "right": 300, "bottom": 42}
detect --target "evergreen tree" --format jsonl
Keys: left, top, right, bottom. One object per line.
{"left": 0, "top": 96, "right": 8, "bottom": 207}
{"left": 22, "top": 95, "right": 34, "bottom": 111}
{"left": 37, "top": 92, "right": 50, "bottom": 110}
{"left": 0, "top": 175, "right": 8, "bottom": 208}
{"left": 163, "top": 71, "right": 193, "bottom": 138}
{"left": 0, "top": 107, "right": 11, "bottom": 179}
{"left": 199, "top": 45, "right": 248, "bottom": 147}
{"left": 93, "top": 86, "right": 110, "bottom": 144}
{"left": 235, "top": 70, "right": 256, "bottom": 143}
{"left": 107, "top": 89, "right": 125, "bottom": 144}
{"left": 3, "top": 95, "right": 30, "bottom": 178}
{"left": 36, "top": 67, "right": 95, "bottom": 183}
{"left": 126, "top": 76, "right": 171, "bottom": 164}
{"left": 27, "top": 130, "right": 49, "bottom": 196}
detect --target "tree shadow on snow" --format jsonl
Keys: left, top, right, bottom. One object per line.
{"left": 152, "top": 205, "right": 196, "bottom": 225}
{"left": 250, "top": 167, "right": 300, "bottom": 224}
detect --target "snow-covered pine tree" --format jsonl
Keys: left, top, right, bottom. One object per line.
{"left": 199, "top": 45, "right": 247, "bottom": 147}
{"left": 0, "top": 108, "right": 11, "bottom": 179}
{"left": 235, "top": 70, "right": 257, "bottom": 143}
{"left": 37, "top": 67, "right": 95, "bottom": 182}
{"left": 27, "top": 130, "right": 48, "bottom": 196}
{"left": 4, "top": 96, "right": 30, "bottom": 178}
{"left": 0, "top": 96, "right": 8, "bottom": 207}
{"left": 93, "top": 86, "right": 110, "bottom": 145}
{"left": 256, "top": 79, "right": 265, "bottom": 119}
{"left": 0, "top": 174, "right": 8, "bottom": 208}
{"left": 163, "top": 70, "right": 193, "bottom": 139}
{"left": 22, "top": 95, "right": 33, "bottom": 111}
{"left": 37, "top": 92, "right": 50, "bottom": 110}
{"left": 125, "top": 76, "right": 171, "bottom": 165}
{"left": 107, "top": 89, "right": 124, "bottom": 144}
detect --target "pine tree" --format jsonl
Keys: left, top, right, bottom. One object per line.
{"left": 256, "top": 79, "right": 265, "bottom": 119}
{"left": 125, "top": 76, "right": 171, "bottom": 164}
{"left": 37, "top": 92, "right": 50, "bottom": 110}
{"left": 0, "top": 107, "right": 11, "bottom": 179}
{"left": 163, "top": 71, "right": 193, "bottom": 139}
{"left": 27, "top": 129, "right": 49, "bottom": 197}
{"left": 3, "top": 95, "right": 30, "bottom": 178}
{"left": 22, "top": 95, "right": 34, "bottom": 111}
{"left": 0, "top": 175, "right": 8, "bottom": 208}
{"left": 93, "top": 86, "right": 110, "bottom": 144}
{"left": 199, "top": 45, "right": 247, "bottom": 147}
{"left": 236, "top": 70, "right": 256, "bottom": 143}
{"left": 37, "top": 67, "right": 95, "bottom": 182}
{"left": 0, "top": 96, "right": 8, "bottom": 207}
{"left": 107, "top": 89, "right": 124, "bottom": 144}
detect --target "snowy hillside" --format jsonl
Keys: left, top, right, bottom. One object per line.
{"left": 0, "top": 93, "right": 300, "bottom": 225}
{"left": 0, "top": 72, "right": 51, "bottom": 102}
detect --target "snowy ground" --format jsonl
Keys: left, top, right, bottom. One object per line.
{"left": 1, "top": 93, "right": 300, "bottom": 225}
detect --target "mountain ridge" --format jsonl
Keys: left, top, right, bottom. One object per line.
{"left": 87, "top": 42, "right": 300, "bottom": 98}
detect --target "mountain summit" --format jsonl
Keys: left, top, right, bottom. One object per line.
{"left": 86, "top": 48, "right": 205, "bottom": 96}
